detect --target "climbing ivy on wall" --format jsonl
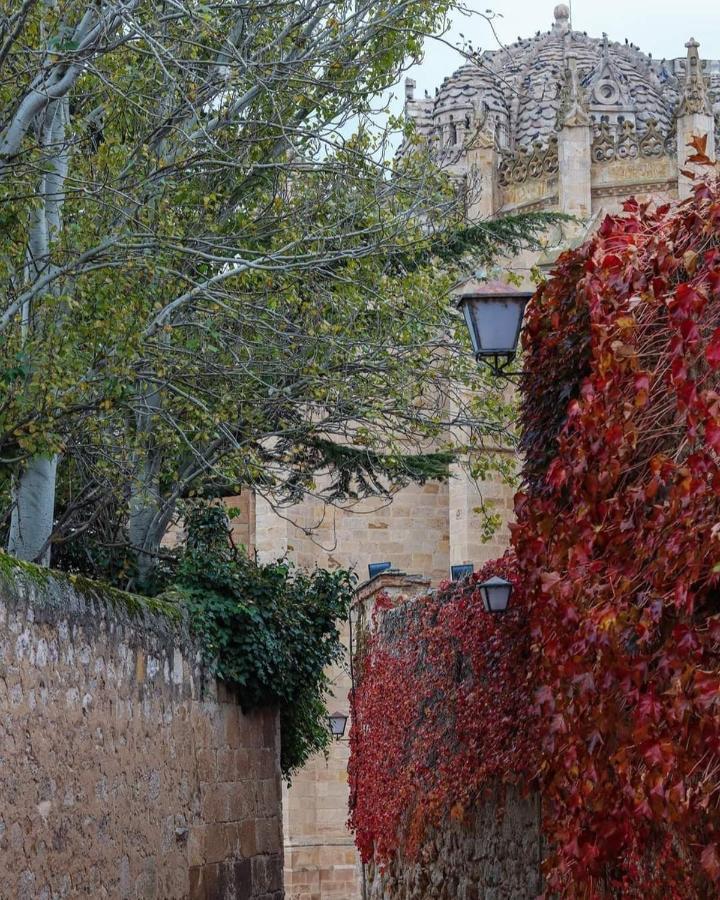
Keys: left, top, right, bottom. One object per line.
{"left": 348, "top": 554, "right": 536, "bottom": 864}
{"left": 164, "top": 504, "right": 355, "bottom": 779}
{"left": 515, "top": 162, "right": 720, "bottom": 896}
{"left": 350, "top": 159, "right": 720, "bottom": 898}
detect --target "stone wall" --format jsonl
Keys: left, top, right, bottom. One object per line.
{"left": 281, "top": 617, "right": 363, "bottom": 900}
{"left": 366, "top": 786, "right": 542, "bottom": 900}
{"left": 255, "top": 480, "right": 451, "bottom": 587}
{"left": 0, "top": 557, "right": 283, "bottom": 900}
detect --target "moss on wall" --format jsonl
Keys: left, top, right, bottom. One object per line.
{"left": 0, "top": 550, "right": 180, "bottom": 620}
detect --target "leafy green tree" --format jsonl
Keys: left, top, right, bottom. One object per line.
{"left": 0, "top": 0, "right": 561, "bottom": 581}
{"left": 161, "top": 503, "right": 356, "bottom": 778}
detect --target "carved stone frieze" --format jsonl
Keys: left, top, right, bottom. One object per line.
{"left": 591, "top": 119, "right": 675, "bottom": 164}
{"left": 592, "top": 180, "right": 677, "bottom": 198}
{"left": 498, "top": 137, "right": 558, "bottom": 186}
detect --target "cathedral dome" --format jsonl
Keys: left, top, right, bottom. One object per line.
{"left": 427, "top": 6, "right": 683, "bottom": 150}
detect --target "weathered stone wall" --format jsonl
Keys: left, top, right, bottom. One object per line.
{"left": 367, "top": 786, "right": 542, "bottom": 900}
{"left": 0, "top": 558, "right": 283, "bottom": 900}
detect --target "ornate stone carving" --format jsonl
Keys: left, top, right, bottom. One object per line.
{"left": 592, "top": 122, "right": 616, "bottom": 162}
{"left": 639, "top": 118, "right": 665, "bottom": 157}
{"left": 498, "top": 151, "right": 513, "bottom": 187}
{"left": 616, "top": 121, "right": 639, "bottom": 159}
{"left": 589, "top": 33, "right": 632, "bottom": 113}
{"left": 527, "top": 141, "right": 545, "bottom": 179}
{"left": 677, "top": 38, "right": 712, "bottom": 116}
{"left": 498, "top": 138, "right": 558, "bottom": 186}
{"left": 543, "top": 135, "right": 559, "bottom": 175}
{"left": 556, "top": 51, "right": 591, "bottom": 129}
{"left": 664, "top": 124, "right": 677, "bottom": 156}
{"left": 592, "top": 120, "right": 674, "bottom": 164}
{"left": 511, "top": 146, "right": 530, "bottom": 183}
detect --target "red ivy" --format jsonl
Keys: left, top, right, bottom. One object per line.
{"left": 349, "top": 171, "right": 720, "bottom": 898}
{"left": 515, "top": 177, "right": 720, "bottom": 896}
{"left": 348, "top": 555, "right": 537, "bottom": 865}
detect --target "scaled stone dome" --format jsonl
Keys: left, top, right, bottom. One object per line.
{"left": 429, "top": 6, "right": 687, "bottom": 150}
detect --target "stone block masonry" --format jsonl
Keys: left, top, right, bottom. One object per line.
{"left": 0, "top": 556, "right": 283, "bottom": 900}
{"left": 367, "top": 786, "right": 542, "bottom": 900}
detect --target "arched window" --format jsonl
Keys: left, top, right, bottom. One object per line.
{"left": 448, "top": 117, "right": 457, "bottom": 146}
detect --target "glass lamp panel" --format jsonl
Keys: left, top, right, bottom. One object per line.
{"left": 466, "top": 298, "right": 527, "bottom": 355}
{"left": 328, "top": 711, "right": 348, "bottom": 738}
{"left": 462, "top": 302, "right": 481, "bottom": 354}
{"left": 478, "top": 576, "right": 513, "bottom": 613}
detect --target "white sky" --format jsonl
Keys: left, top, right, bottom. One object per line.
{"left": 398, "top": 0, "right": 720, "bottom": 105}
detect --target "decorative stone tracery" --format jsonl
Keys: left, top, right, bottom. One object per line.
{"left": 499, "top": 137, "right": 559, "bottom": 186}
{"left": 590, "top": 119, "right": 674, "bottom": 163}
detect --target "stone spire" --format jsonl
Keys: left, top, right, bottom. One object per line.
{"left": 675, "top": 37, "right": 715, "bottom": 199}
{"left": 556, "top": 49, "right": 591, "bottom": 129}
{"left": 468, "top": 99, "right": 495, "bottom": 150}
{"left": 678, "top": 37, "right": 712, "bottom": 116}
{"left": 465, "top": 99, "right": 497, "bottom": 222}
{"left": 555, "top": 47, "right": 592, "bottom": 218}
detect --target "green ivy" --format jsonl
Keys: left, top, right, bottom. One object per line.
{"left": 165, "top": 504, "right": 355, "bottom": 779}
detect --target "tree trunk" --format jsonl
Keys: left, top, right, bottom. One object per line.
{"left": 127, "top": 460, "right": 165, "bottom": 589}
{"left": 127, "top": 384, "right": 174, "bottom": 590}
{"left": 6, "top": 99, "right": 69, "bottom": 566}
{"left": 7, "top": 455, "right": 59, "bottom": 564}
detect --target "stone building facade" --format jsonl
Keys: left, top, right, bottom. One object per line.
{"left": 241, "top": 6, "right": 720, "bottom": 897}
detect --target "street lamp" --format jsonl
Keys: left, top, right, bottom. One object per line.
{"left": 477, "top": 575, "right": 513, "bottom": 613}
{"left": 455, "top": 278, "right": 533, "bottom": 379}
{"left": 328, "top": 710, "right": 349, "bottom": 740}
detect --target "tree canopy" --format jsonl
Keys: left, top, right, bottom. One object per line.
{"left": 0, "top": 0, "right": 561, "bottom": 585}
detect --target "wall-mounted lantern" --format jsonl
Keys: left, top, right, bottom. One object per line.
{"left": 328, "top": 710, "right": 349, "bottom": 741}
{"left": 477, "top": 575, "right": 513, "bottom": 613}
{"left": 456, "top": 278, "right": 533, "bottom": 379}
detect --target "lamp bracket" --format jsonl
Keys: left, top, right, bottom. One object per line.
{"left": 476, "top": 353, "right": 524, "bottom": 383}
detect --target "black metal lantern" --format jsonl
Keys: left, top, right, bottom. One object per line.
{"left": 456, "top": 279, "right": 533, "bottom": 378}
{"left": 328, "top": 710, "right": 349, "bottom": 740}
{"left": 478, "top": 575, "right": 513, "bottom": 613}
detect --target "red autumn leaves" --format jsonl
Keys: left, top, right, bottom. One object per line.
{"left": 350, "top": 177, "right": 720, "bottom": 897}
{"left": 347, "top": 556, "right": 536, "bottom": 866}
{"left": 515, "top": 178, "right": 720, "bottom": 896}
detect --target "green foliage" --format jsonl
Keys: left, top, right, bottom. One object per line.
{"left": 396, "top": 212, "right": 573, "bottom": 272}
{"left": 1, "top": 0, "right": 558, "bottom": 577}
{"left": 166, "top": 504, "right": 355, "bottom": 778}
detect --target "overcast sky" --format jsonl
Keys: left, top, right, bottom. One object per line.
{"left": 401, "top": 0, "right": 720, "bottom": 103}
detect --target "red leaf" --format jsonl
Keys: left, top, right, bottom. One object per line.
{"left": 706, "top": 328, "right": 720, "bottom": 370}
{"left": 702, "top": 843, "right": 720, "bottom": 882}
{"left": 706, "top": 418, "right": 720, "bottom": 452}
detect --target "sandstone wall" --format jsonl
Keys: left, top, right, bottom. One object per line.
{"left": 367, "top": 786, "right": 542, "bottom": 900}
{"left": 255, "top": 480, "right": 451, "bottom": 587}
{"left": 0, "top": 557, "right": 283, "bottom": 900}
